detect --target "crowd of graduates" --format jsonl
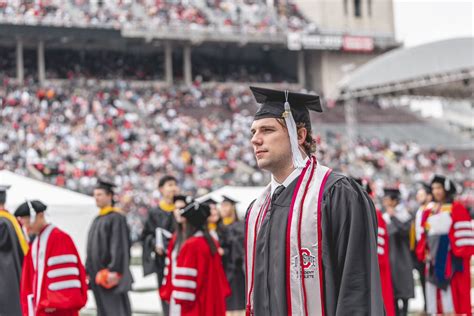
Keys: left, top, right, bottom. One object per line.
{"left": 0, "top": 174, "right": 247, "bottom": 315}
{"left": 1, "top": 169, "right": 472, "bottom": 315}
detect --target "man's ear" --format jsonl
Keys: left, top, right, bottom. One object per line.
{"left": 297, "top": 127, "right": 307, "bottom": 146}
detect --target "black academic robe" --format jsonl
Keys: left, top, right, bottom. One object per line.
{"left": 0, "top": 216, "right": 24, "bottom": 316}
{"left": 86, "top": 211, "right": 133, "bottom": 316}
{"left": 385, "top": 208, "right": 415, "bottom": 300}
{"left": 221, "top": 221, "right": 246, "bottom": 311}
{"left": 250, "top": 172, "right": 385, "bottom": 316}
{"left": 141, "top": 206, "right": 175, "bottom": 283}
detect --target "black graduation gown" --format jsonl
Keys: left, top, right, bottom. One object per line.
{"left": 386, "top": 209, "right": 415, "bottom": 300}
{"left": 251, "top": 172, "right": 385, "bottom": 316}
{"left": 221, "top": 221, "right": 246, "bottom": 311}
{"left": 141, "top": 206, "right": 175, "bottom": 284}
{"left": 0, "top": 216, "right": 23, "bottom": 316}
{"left": 86, "top": 211, "right": 133, "bottom": 316}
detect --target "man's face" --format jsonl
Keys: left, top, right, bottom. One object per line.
{"left": 251, "top": 118, "right": 292, "bottom": 172}
{"left": 93, "top": 189, "right": 112, "bottom": 209}
{"left": 159, "top": 180, "right": 178, "bottom": 200}
{"left": 431, "top": 183, "right": 446, "bottom": 202}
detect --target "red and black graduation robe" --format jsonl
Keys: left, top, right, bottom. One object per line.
{"left": 416, "top": 201, "right": 473, "bottom": 315}
{"left": 0, "top": 209, "right": 29, "bottom": 316}
{"left": 376, "top": 210, "right": 395, "bottom": 316}
{"left": 20, "top": 225, "right": 88, "bottom": 316}
{"left": 160, "top": 232, "right": 231, "bottom": 316}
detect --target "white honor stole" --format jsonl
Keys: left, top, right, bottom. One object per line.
{"left": 245, "top": 156, "right": 332, "bottom": 316}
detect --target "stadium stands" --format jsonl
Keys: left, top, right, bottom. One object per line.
{"left": 1, "top": 79, "right": 471, "bottom": 239}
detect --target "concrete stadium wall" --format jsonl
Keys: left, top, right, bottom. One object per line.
{"left": 294, "top": 0, "right": 395, "bottom": 37}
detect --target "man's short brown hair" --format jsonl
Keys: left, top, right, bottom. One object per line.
{"left": 276, "top": 119, "right": 316, "bottom": 156}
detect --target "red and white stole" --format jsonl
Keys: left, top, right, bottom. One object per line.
{"left": 245, "top": 156, "right": 332, "bottom": 316}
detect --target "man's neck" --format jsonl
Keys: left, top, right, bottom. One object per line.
{"left": 0, "top": 204, "right": 5, "bottom": 210}
{"left": 271, "top": 164, "right": 295, "bottom": 184}
{"left": 162, "top": 197, "right": 174, "bottom": 205}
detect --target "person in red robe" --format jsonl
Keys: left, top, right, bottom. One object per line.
{"left": 354, "top": 178, "right": 396, "bottom": 316}
{"left": 160, "top": 200, "right": 230, "bottom": 315}
{"left": 19, "top": 200, "right": 88, "bottom": 316}
{"left": 416, "top": 175, "right": 473, "bottom": 315}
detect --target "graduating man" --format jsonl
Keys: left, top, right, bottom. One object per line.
{"left": 245, "top": 87, "right": 384, "bottom": 316}
{"left": 382, "top": 188, "right": 414, "bottom": 316}
{"left": 219, "top": 195, "right": 246, "bottom": 316}
{"left": 0, "top": 185, "right": 29, "bottom": 316}
{"left": 86, "top": 180, "right": 133, "bottom": 316}
{"left": 416, "top": 175, "right": 473, "bottom": 314}
{"left": 141, "top": 175, "right": 178, "bottom": 315}
{"left": 19, "top": 200, "right": 88, "bottom": 316}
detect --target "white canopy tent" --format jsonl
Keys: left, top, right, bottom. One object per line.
{"left": 0, "top": 170, "right": 96, "bottom": 259}
{"left": 197, "top": 185, "right": 266, "bottom": 218}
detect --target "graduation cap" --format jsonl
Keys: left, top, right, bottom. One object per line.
{"left": 431, "top": 175, "right": 457, "bottom": 196}
{"left": 221, "top": 195, "right": 238, "bottom": 205}
{"left": 353, "top": 178, "right": 372, "bottom": 195}
{"left": 95, "top": 179, "right": 117, "bottom": 194}
{"left": 14, "top": 200, "right": 47, "bottom": 218}
{"left": 173, "top": 195, "right": 194, "bottom": 207}
{"left": 179, "top": 201, "right": 211, "bottom": 228}
{"left": 250, "top": 86, "right": 322, "bottom": 168}
{"left": 383, "top": 188, "right": 401, "bottom": 200}
{"left": 0, "top": 185, "right": 11, "bottom": 204}
{"left": 201, "top": 197, "right": 217, "bottom": 205}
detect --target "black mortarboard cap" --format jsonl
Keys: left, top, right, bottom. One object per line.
{"left": 14, "top": 200, "right": 47, "bottom": 217}
{"left": 95, "top": 179, "right": 117, "bottom": 194}
{"left": 201, "top": 197, "right": 217, "bottom": 205}
{"left": 0, "top": 185, "right": 11, "bottom": 204}
{"left": 383, "top": 188, "right": 401, "bottom": 200}
{"left": 431, "top": 175, "right": 457, "bottom": 196}
{"left": 250, "top": 86, "right": 322, "bottom": 130}
{"left": 222, "top": 195, "right": 238, "bottom": 205}
{"left": 180, "top": 201, "right": 211, "bottom": 227}
{"left": 353, "top": 178, "right": 372, "bottom": 195}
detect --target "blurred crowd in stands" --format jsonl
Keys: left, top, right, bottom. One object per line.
{"left": 1, "top": 78, "right": 472, "bottom": 240}
{"left": 0, "top": 0, "right": 309, "bottom": 33}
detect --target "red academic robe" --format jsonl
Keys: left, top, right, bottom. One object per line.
{"left": 21, "top": 225, "right": 88, "bottom": 316}
{"left": 160, "top": 233, "right": 231, "bottom": 316}
{"left": 377, "top": 210, "right": 396, "bottom": 316}
{"left": 416, "top": 202, "right": 473, "bottom": 315}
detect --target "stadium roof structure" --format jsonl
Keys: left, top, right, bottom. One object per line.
{"left": 337, "top": 37, "right": 474, "bottom": 100}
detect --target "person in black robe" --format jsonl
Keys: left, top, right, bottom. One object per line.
{"left": 247, "top": 87, "right": 384, "bottom": 315}
{"left": 0, "top": 185, "right": 28, "bottom": 316}
{"left": 219, "top": 195, "right": 246, "bottom": 315}
{"left": 141, "top": 175, "right": 178, "bottom": 316}
{"left": 382, "top": 188, "right": 415, "bottom": 316}
{"left": 86, "top": 179, "right": 133, "bottom": 316}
